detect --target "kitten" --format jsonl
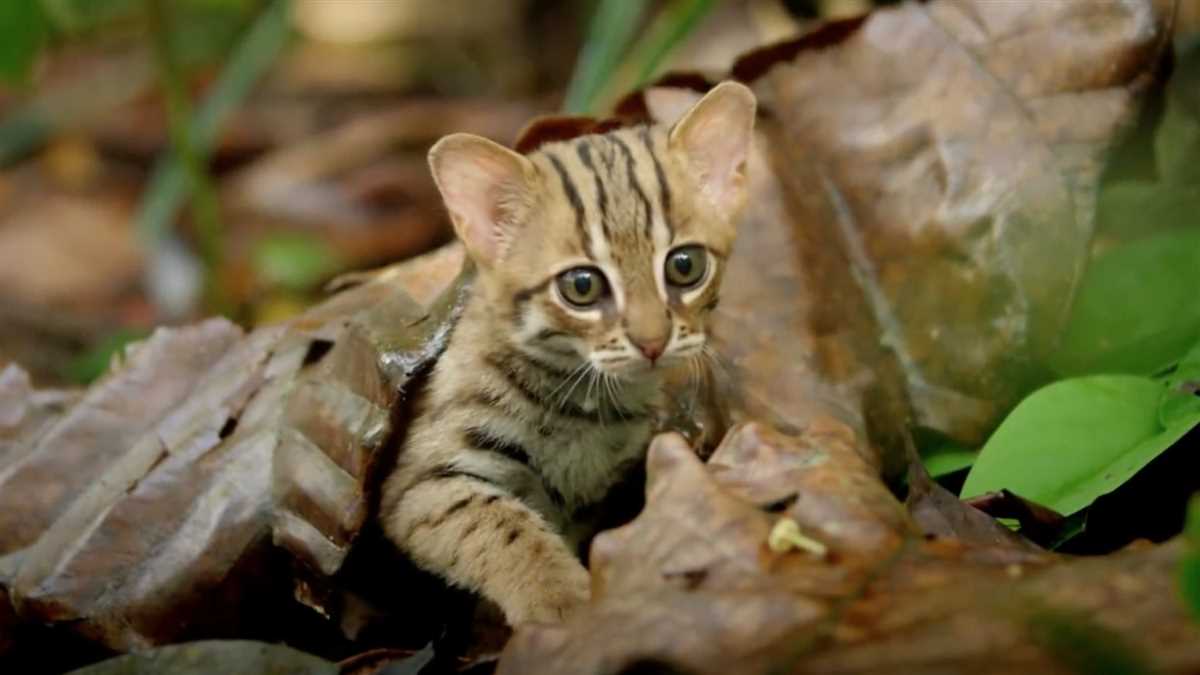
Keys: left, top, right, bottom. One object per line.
{"left": 381, "top": 82, "right": 756, "bottom": 625}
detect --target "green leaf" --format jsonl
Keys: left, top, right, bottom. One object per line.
{"left": 920, "top": 440, "right": 977, "bottom": 478}
{"left": 1174, "top": 338, "right": 1200, "bottom": 375}
{"left": 0, "top": 0, "right": 48, "bottom": 84}
{"left": 1096, "top": 182, "right": 1200, "bottom": 241}
{"left": 252, "top": 233, "right": 343, "bottom": 292}
{"left": 961, "top": 375, "right": 1200, "bottom": 516}
{"left": 1159, "top": 338, "right": 1200, "bottom": 427}
{"left": 63, "top": 329, "right": 151, "bottom": 384}
{"left": 627, "top": 0, "right": 717, "bottom": 87}
{"left": 1049, "top": 228, "right": 1200, "bottom": 377}
{"left": 1182, "top": 496, "right": 1200, "bottom": 622}
{"left": 1159, "top": 379, "right": 1200, "bottom": 428}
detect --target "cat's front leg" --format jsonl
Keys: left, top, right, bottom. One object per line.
{"left": 383, "top": 471, "right": 591, "bottom": 625}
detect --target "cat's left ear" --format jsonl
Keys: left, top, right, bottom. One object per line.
{"left": 428, "top": 133, "right": 536, "bottom": 267}
{"left": 668, "top": 81, "right": 757, "bottom": 217}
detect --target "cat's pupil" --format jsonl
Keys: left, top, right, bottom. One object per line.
{"left": 673, "top": 256, "right": 692, "bottom": 276}
{"left": 574, "top": 275, "right": 592, "bottom": 296}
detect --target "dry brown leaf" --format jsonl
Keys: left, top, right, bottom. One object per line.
{"left": 1, "top": 0, "right": 1190, "bottom": 670}
{"left": 0, "top": 250, "right": 467, "bottom": 651}
{"left": 500, "top": 424, "right": 1198, "bottom": 675}
{"left": 0, "top": 195, "right": 141, "bottom": 310}
{"left": 906, "top": 461, "right": 1048, "bottom": 553}
{"left": 699, "top": 0, "right": 1176, "bottom": 464}
{"left": 0, "top": 320, "right": 244, "bottom": 558}
{"left": 498, "top": 1, "right": 1198, "bottom": 672}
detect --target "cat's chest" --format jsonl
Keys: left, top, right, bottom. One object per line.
{"left": 530, "top": 421, "right": 652, "bottom": 512}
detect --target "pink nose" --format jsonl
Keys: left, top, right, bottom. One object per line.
{"left": 634, "top": 339, "right": 666, "bottom": 364}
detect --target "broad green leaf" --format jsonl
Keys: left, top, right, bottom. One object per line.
{"left": 0, "top": 0, "right": 48, "bottom": 84}
{"left": 1096, "top": 182, "right": 1200, "bottom": 241}
{"left": 1049, "top": 228, "right": 1200, "bottom": 377}
{"left": 920, "top": 441, "right": 977, "bottom": 478}
{"left": 1160, "top": 379, "right": 1200, "bottom": 428}
{"left": 252, "top": 233, "right": 344, "bottom": 292}
{"left": 1182, "top": 496, "right": 1200, "bottom": 622}
{"left": 961, "top": 375, "right": 1200, "bottom": 516}
{"left": 1159, "top": 338, "right": 1200, "bottom": 427}
{"left": 1174, "top": 339, "right": 1200, "bottom": 374}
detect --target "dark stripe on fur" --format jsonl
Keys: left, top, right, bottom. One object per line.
{"left": 424, "top": 494, "right": 474, "bottom": 530}
{"left": 609, "top": 134, "right": 653, "bottom": 239}
{"left": 640, "top": 126, "right": 673, "bottom": 237}
{"left": 547, "top": 151, "right": 591, "bottom": 256}
{"left": 418, "top": 464, "right": 501, "bottom": 488}
{"left": 576, "top": 141, "right": 610, "bottom": 238}
{"left": 511, "top": 278, "right": 551, "bottom": 327}
{"left": 465, "top": 426, "right": 533, "bottom": 467}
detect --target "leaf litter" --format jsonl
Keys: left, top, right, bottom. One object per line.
{"left": 3, "top": 0, "right": 1200, "bottom": 673}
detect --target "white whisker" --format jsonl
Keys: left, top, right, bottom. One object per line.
{"left": 605, "top": 372, "right": 627, "bottom": 421}
{"left": 547, "top": 361, "right": 588, "bottom": 401}
{"left": 702, "top": 344, "right": 734, "bottom": 385}
{"left": 555, "top": 362, "right": 592, "bottom": 411}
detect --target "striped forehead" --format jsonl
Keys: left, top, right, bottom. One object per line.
{"left": 531, "top": 127, "right": 675, "bottom": 292}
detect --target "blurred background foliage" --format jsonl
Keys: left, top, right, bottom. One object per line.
{"left": 0, "top": 0, "right": 828, "bottom": 385}
{"left": 2, "top": 0, "right": 1200, "bottom": 495}
{"left": 1, "top": 0, "right": 1200, "bottom": 616}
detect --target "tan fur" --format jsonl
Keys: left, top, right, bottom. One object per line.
{"left": 381, "top": 82, "right": 756, "bottom": 625}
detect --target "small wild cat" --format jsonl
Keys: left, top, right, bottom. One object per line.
{"left": 381, "top": 82, "right": 756, "bottom": 625}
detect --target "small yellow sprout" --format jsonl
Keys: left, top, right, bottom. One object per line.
{"left": 768, "top": 517, "right": 828, "bottom": 558}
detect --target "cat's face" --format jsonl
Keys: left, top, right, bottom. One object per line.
{"left": 430, "top": 82, "right": 756, "bottom": 382}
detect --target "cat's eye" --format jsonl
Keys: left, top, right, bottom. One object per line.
{"left": 664, "top": 245, "right": 708, "bottom": 287}
{"left": 556, "top": 267, "right": 608, "bottom": 307}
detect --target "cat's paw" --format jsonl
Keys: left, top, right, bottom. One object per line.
{"left": 505, "top": 560, "right": 591, "bottom": 625}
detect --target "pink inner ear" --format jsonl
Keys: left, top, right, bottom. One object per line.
{"left": 671, "top": 85, "right": 755, "bottom": 214}
{"left": 433, "top": 142, "right": 528, "bottom": 265}
{"left": 690, "top": 117, "right": 749, "bottom": 203}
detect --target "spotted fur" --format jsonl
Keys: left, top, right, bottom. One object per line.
{"left": 381, "top": 82, "right": 756, "bottom": 625}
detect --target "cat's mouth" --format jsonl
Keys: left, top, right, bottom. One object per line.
{"left": 591, "top": 352, "right": 690, "bottom": 381}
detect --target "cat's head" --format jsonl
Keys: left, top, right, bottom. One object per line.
{"left": 429, "top": 82, "right": 756, "bottom": 381}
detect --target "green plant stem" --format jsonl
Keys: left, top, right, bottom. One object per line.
{"left": 564, "top": 0, "right": 715, "bottom": 116}
{"left": 144, "top": 0, "right": 229, "bottom": 314}
{"left": 631, "top": 0, "right": 716, "bottom": 86}
{"left": 563, "top": 0, "right": 648, "bottom": 114}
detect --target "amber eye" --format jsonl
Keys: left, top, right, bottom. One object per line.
{"left": 556, "top": 267, "right": 608, "bottom": 307}
{"left": 664, "top": 245, "right": 707, "bottom": 287}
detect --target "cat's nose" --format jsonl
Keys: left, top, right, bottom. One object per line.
{"left": 633, "top": 337, "right": 667, "bottom": 364}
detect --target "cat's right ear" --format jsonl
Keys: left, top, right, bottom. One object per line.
{"left": 428, "top": 133, "right": 535, "bottom": 267}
